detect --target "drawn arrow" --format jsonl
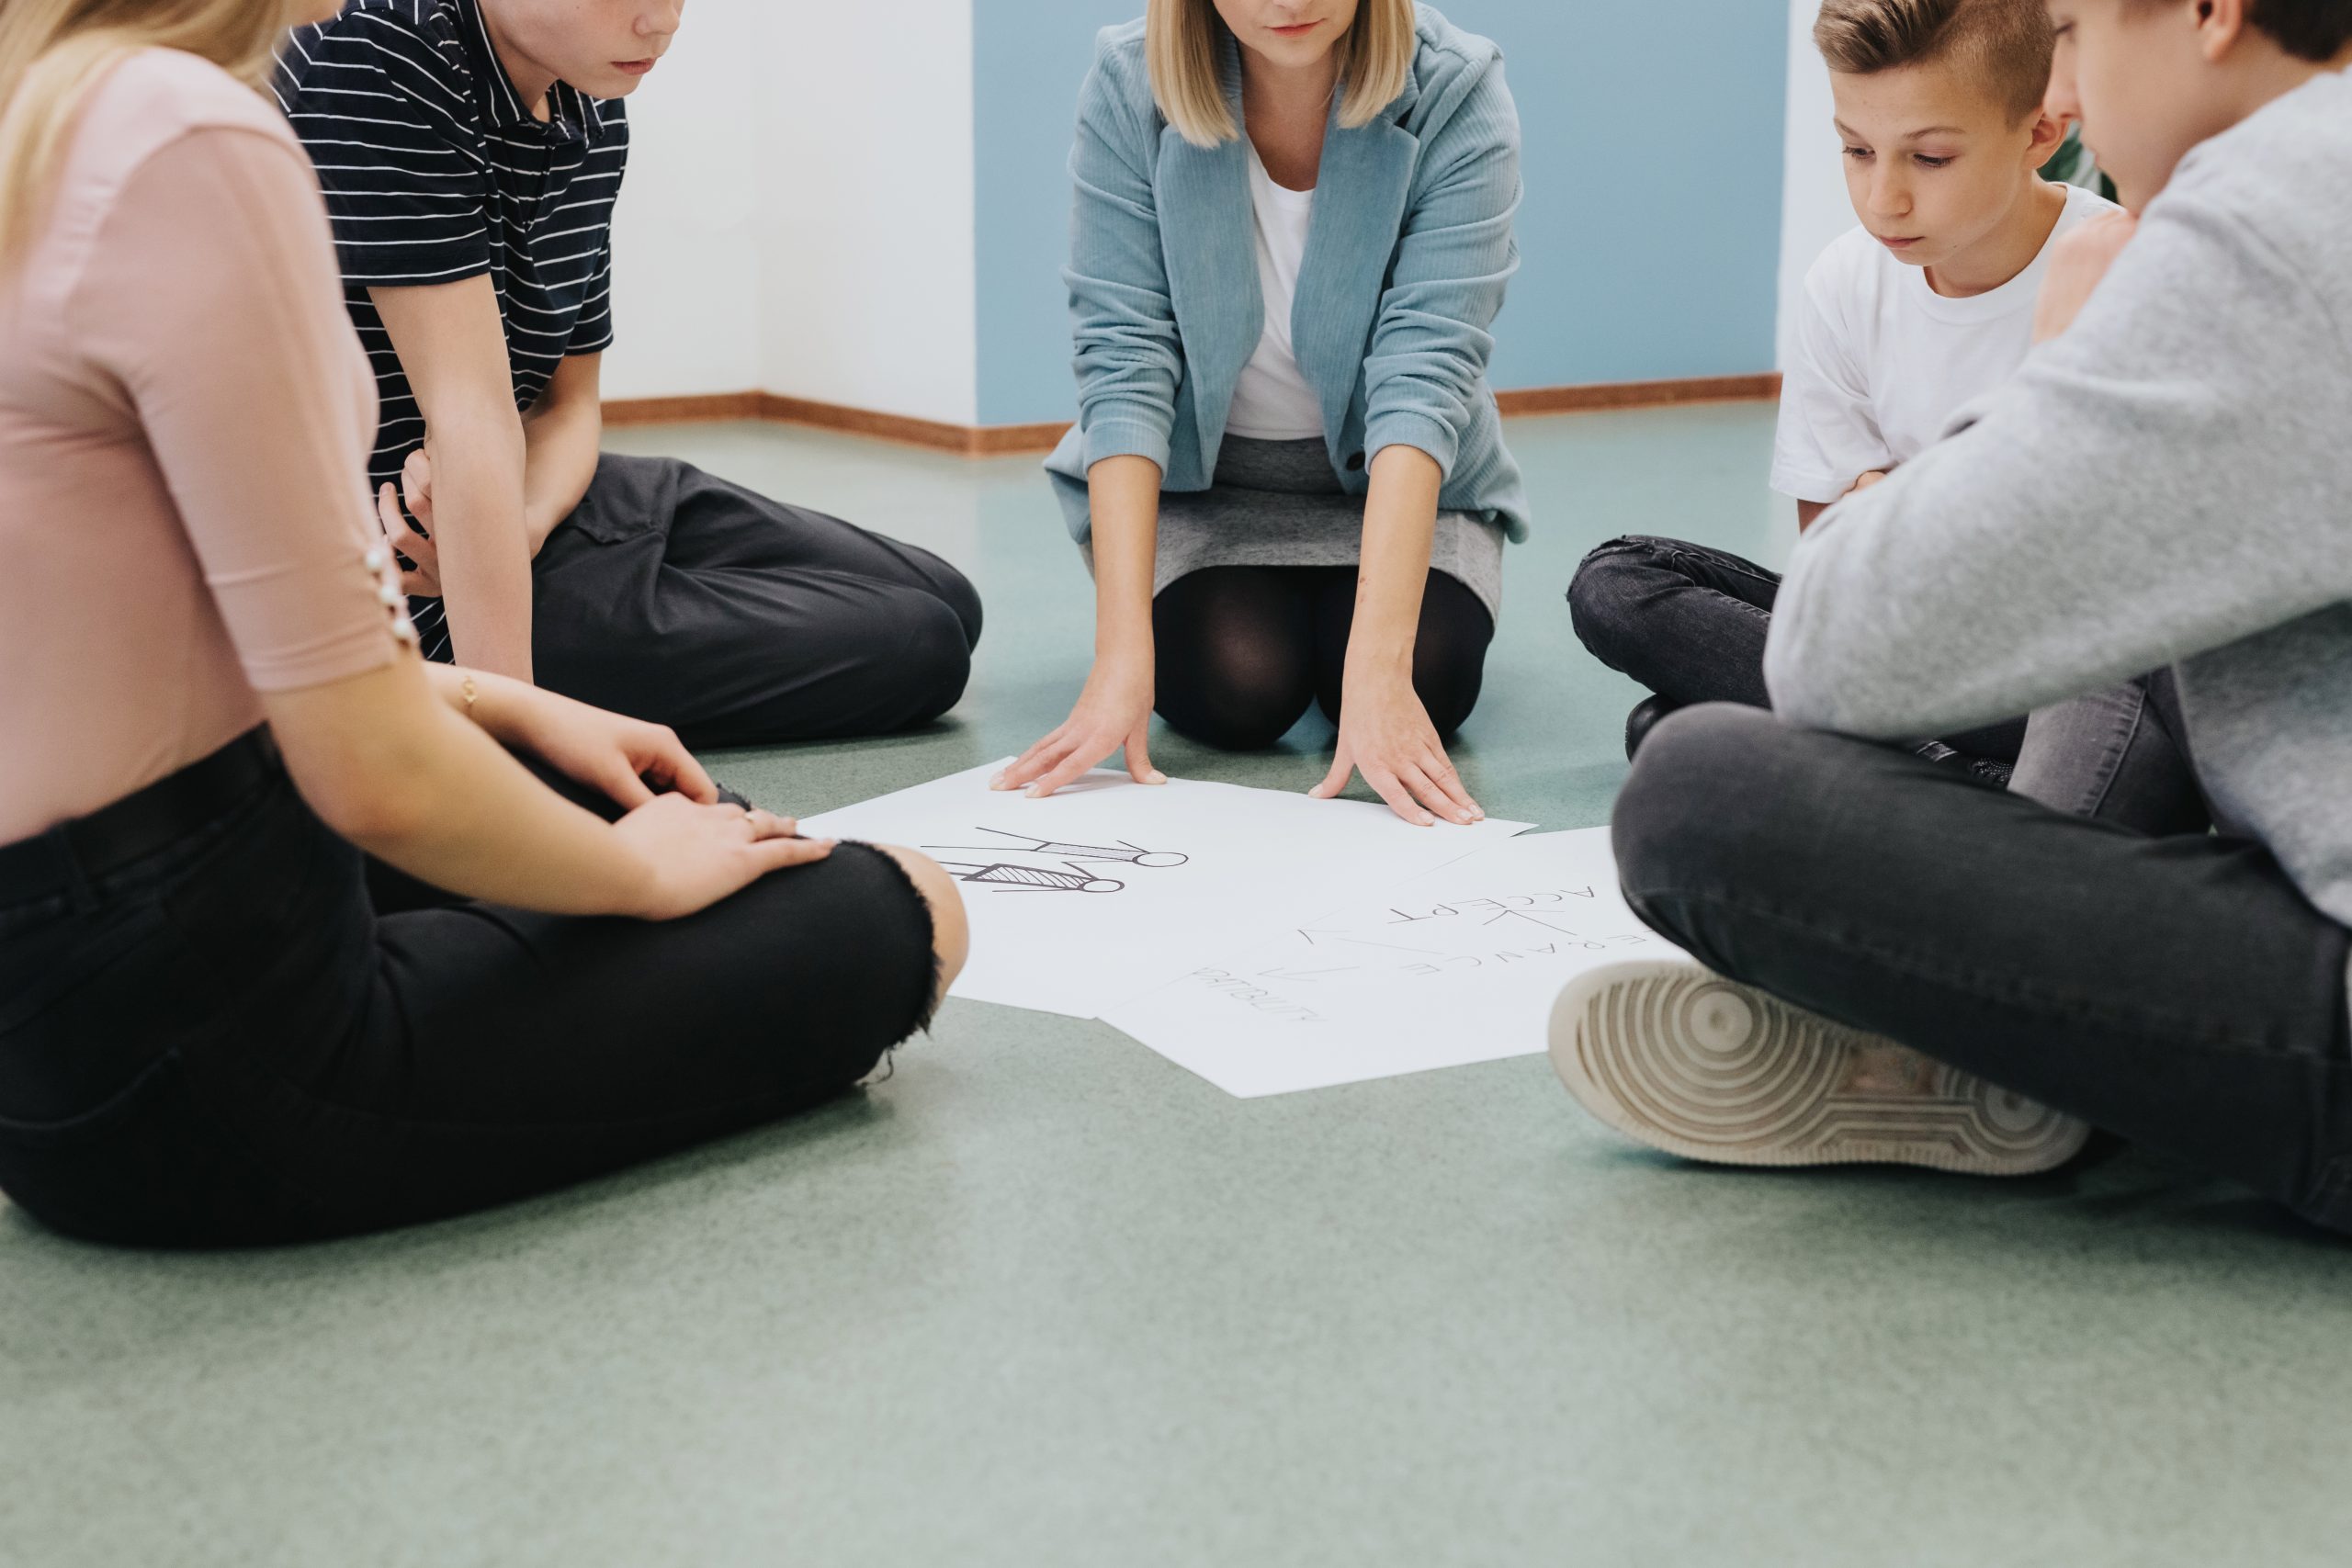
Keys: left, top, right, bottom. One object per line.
{"left": 1334, "top": 937, "right": 1447, "bottom": 956}
{"left": 1299, "top": 928, "right": 1442, "bottom": 956}
{"left": 1483, "top": 911, "right": 1582, "bottom": 934}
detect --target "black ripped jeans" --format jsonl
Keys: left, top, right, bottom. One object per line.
{"left": 0, "top": 733, "right": 939, "bottom": 1247}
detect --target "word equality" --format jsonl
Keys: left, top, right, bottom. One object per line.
{"left": 1285, "top": 886, "right": 1666, "bottom": 979}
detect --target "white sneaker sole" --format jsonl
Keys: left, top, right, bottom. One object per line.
{"left": 1549, "top": 961, "right": 2090, "bottom": 1177}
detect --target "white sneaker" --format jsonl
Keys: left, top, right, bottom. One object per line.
{"left": 1549, "top": 961, "right": 2090, "bottom": 1176}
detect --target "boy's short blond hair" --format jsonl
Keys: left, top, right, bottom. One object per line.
{"left": 1814, "top": 0, "right": 2056, "bottom": 123}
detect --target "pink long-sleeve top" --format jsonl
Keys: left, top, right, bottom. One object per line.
{"left": 0, "top": 49, "right": 407, "bottom": 845}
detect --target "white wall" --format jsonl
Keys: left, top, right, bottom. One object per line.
{"left": 626, "top": 3, "right": 1827, "bottom": 414}
{"left": 604, "top": 0, "right": 764, "bottom": 400}
{"left": 604, "top": 0, "right": 979, "bottom": 426}
{"left": 755, "top": 0, "right": 978, "bottom": 425}
{"left": 1777, "top": 0, "right": 1854, "bottom": 368}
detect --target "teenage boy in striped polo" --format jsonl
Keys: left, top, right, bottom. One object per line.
{"left": 274, "top": 0, "right": 982, "bottom": 744}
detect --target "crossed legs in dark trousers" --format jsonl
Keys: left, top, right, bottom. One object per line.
{"left": 1568, "top": 535, "right": 2028, "bottom": 762}
{"left": 533, "top": 455, "right": 984, "bottom": 748}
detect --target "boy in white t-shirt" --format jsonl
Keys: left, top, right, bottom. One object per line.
{"left": 1569, "top": 0, "right": 2191, "bottom": 823}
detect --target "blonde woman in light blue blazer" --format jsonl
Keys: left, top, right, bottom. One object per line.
{"left": 997, "top": 0, "right": 1527, "bottom": 828}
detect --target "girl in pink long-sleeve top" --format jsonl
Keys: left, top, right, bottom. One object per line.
{"left": 0, "top": 0, "right": 967, "bottom": 1246}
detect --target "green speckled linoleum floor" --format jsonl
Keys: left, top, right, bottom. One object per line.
{"left": 5, "top": 407, "right": 2346, "bottom": 1568}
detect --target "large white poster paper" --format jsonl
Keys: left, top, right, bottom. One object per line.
{"left": 799, "top": 761, "right": 1534, "bottom": 1018}
{"left": 1102, "top": 829, "right": 1697, "bottom": 1099}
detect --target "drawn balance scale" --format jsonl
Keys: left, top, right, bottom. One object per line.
{"left": 922, "top": 827, "right": 1192, "bottom": 896}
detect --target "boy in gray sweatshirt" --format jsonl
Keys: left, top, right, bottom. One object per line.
{"left": 1548, "top": 0, "right": 2352, "bottom": 1231}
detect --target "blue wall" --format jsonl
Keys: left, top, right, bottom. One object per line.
{"left": 972, "top": 1, "right": 1789, "bottom": 427}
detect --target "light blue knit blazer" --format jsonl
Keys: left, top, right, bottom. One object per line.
{"left": 1045, "top": 5, "right": 1530, "bottom": 545}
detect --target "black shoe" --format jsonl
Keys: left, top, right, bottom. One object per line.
{"left": 1624, "top": 695, "right": 1679, "bottom": 761}
{"left": 1913, "top": 741, "right": 2014, "bottom": 791}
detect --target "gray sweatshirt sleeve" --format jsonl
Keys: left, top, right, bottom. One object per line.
{"left": 1763, "top": 175, "right": 2352, "bottom": 739}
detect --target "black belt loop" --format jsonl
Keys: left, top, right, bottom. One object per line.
{"left": 48, "top": 828, "right": 100, "bottom": 917}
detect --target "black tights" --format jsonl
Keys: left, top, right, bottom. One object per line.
{"left": 1152, "top": 567, "right": 1494, "bottom": 750}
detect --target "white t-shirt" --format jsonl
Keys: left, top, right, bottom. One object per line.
{"left": 1225, "top": 147, "right": 1327, "bottom": 442}
{"left": 1770, "top": 181, "right": 2120, "bottom": 503}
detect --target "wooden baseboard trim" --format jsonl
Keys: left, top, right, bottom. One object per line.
{"left": 600, "top": 391, "right": 763, "bottom": 425}
{"left": 752, "top": 394, "right": 998, "bottom": 456}
{"left": 1495, "top": 372, "right": 1782, "bottom": 417}
{"left": 602, "top": 391, "right": 1074, "bottom": 456}
{"left": 969, "top": 419, "right": 1083, "bottom": 456}
{"left": 603, "top": 372, "right": 1781, "bottom": 455}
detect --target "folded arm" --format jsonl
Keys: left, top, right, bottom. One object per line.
{"left": 371, "top": 276, "right": 535, "bottom": 681}
{"left": 522, "top": 352, "right": 604, "bottom": 554}
{"left": 1065, "top": 39, "right": 1184, "bottom": 473}
{"left": 1766, "top": 187, "right": 2352, "bottom": 739}
{"left": 1361, "top": 62, "right": 1521, "bottom": 477}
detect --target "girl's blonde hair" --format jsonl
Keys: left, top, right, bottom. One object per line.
{"left": 1147, "top": 0, "right": 1417, "bottom": 148}
{"left": 0, "top": 0, "right": 293, "bottom": 266}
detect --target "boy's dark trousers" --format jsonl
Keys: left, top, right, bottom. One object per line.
{"left": 524, "top": 455, "right": 984, "bottom": 749}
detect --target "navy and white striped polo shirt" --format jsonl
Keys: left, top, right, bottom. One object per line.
{"left": 273, "top": 0, "right": 629, "bottom": 661}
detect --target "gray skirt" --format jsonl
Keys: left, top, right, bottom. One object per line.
{"left": 1080, "top": 436, "right": 1506, "bottom": 625}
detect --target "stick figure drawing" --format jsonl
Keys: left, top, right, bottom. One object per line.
{"left": 931, "top": 861, "right": 1128, "bottom": 895}
{"left": 922, "top": 827, "right": 1190, "bottom": 870}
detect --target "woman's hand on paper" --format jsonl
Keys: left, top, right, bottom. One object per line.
{"left": 995, "top": 654, "right": 1164, "bottom": 798}
{"left": 1311, "top": 672, "right": 1484, "bottom": 828}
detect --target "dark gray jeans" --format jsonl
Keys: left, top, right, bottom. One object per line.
{"left": 1567, "top": 535, "right": 2027, "bottom": 761}
{"left": 1613, "top": 702, "right": 2352, "bottom": 1231}
{"left": 2013, "top": 680, "right": 2210, "bottom": 835}
{"left": 1567, "top": 535, "right": 2211, "bottom": 832}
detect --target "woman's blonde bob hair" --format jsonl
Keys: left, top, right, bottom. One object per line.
{"left": 1147, "top": 0, "right": 1417, "bottom": 148}
{"left": 0, "top": 0, "right": 296, "bottom": 266}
